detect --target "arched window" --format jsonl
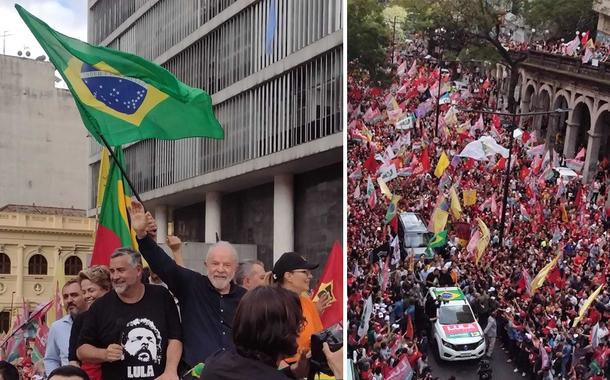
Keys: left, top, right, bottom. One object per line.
{"left": 28, "top": 254, "right": 47, "bottom": 275}
{"left": 64, "top": 256, "right": 83, "bottom": 276}
{"left": 0, "top": 312, "right": 9, "bottom": 333}
{"left": 0, "top": 253, "right": 10, "bottom": 274}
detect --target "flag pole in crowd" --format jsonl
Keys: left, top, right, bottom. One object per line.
{"left": 460, "top": 107, "right": 570, "bottom": 245}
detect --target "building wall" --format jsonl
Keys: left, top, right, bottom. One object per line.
{"left": 0, "top": 211, "right": 94, "bottom": 331}
{"left": 221, "top": 183, "right": 274, "bottom": 269}
{"left": 0, "top": 55, "right": 89, "bottom": 209}
{"left": 294, "top": 163, "right": 343, "bottom": 278}
{"left": 173, "top": 202, "right": 205, "bottom": 242}
{"left": 87, "top": 0, "right": 343, "bottom": 208}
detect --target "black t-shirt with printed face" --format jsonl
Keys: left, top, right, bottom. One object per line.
{"left": 78, "top": 284, "right": 182, "bottom": 380}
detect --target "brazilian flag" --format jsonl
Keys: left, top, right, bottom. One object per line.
{"left": 16, "top": 5, "right": 224, "bottom": 147}
{"left": 425, "top": 230, "right": 448, "bottom": 257}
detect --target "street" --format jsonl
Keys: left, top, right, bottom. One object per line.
{"left": 428, "top": 341, "right": 524, "bottom": 380}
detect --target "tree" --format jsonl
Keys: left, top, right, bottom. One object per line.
{"left": 348, "top": 0, "right": 391, "bottom": 82}
{"left": 397, "top": 0, "right": 528, "bottom": 114}
{"left": 523, "top": 0, "right": 598, "bottom": 40}
{"left": 382, "top": 5, "right": 408, "bottom": 42}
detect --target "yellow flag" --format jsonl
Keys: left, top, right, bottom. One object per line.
{"left": 560, "top": 205, "right": 568, "bottom": 223}
{"left": 449, "top": 186, "right": 462, "bottom": 219}
{"left": 96, "top": 147, "right": 110, "bottom": 209}
{"left": 475, "top": 218, "right": 490, "bottom": 265}
{"left": 430, "top": 207, "right": 449, "bottom": 233}
{"left": 377, "top": 177, "right": 393, "bottom": 200}
{"left": 390, "top": 97, "right": 399, "bottom": 110}
{"left": 463, "top": 189, "right": 477, "bottom": 206}
{"left": 434, "top": 151, "right": 450, "bottom": 178}
{"left": 573, "top": 284, "right": 604, "bottom": 327}
{"left": 531, "top": 254, "right": 560, "bottom": 293}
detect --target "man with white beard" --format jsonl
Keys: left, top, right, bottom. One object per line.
{"left": 129, "top": 200, "right": 246, "bottom": 376}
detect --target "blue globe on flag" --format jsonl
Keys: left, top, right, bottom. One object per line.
{"left": 80, "top": 63, "right": 147, "bottom": 115}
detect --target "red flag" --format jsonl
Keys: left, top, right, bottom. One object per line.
{"left": 420, "top": 147, "right": 431, "bottom": 172}
{"left": 390, "top": 214, "right": 398, "bottom": 233}
{"left": 312, "top": 242, "right": 343, "bottom": 328}
{"left": 494, "top": 157, "right": 507, "bottom": 171}
{"left": 581, "top": 31, "right": 590, "bottom": 46}
{"left": 464, "top": 158, "right": 476, "bottom": 170}
{"left": 547, "top": 267, "right": 563, "bottom": 287}
{"left": 519, "top": 166, "right": 530, "bottom": 181}
{"left": 386, "top": 356, "right": 414, "bottom": 380}
{"left": 405, "top": 314, "right": 414, "bottom": 340}
{"left": 492, "top": 114, "right": 501, "bottom": 129}
{"left": 364, "top": 150, "right": 379, "bottom": 174}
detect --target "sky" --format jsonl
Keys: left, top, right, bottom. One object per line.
{"left": 0, "top": 0, "right": 87, "bottom": 58}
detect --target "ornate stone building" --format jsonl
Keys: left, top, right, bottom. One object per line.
{"left": 0, "top": 205, "right": 94, "bottom": 332}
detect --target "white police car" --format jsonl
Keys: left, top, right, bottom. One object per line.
{"left": 427, "top": 287, "right": 486, "bottom": 361}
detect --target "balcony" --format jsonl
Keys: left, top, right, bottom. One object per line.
{"left": 512, "top": 50, "right": 610, "bottom": 89}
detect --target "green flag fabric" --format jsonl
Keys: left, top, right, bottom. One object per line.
{"left": 91, "top": 147, "right": 138, "bottom": 265}
{"left": 16, "top": 4, "right": 224, "bottom": 147}
{"left": 428, "top": 230, "right": 448, "bottom": 248}
{"left": 425, "top": 230, "right": 448, "bottom": 258}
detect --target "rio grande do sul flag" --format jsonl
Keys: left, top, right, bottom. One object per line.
{"left": 91, "top": 147, "right": 138, "bottom": 265}
{"left": 16, "top": 4, "right": 223, "bottom": 147}
{"left": 312, "top": 241, "right": 343, "bottom": 328}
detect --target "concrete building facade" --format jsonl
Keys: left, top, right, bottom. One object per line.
{"left": 0, "top": 55, "right": 89, "bottom": 210}
{"left": 0, "top": 205, "right": 94, "bottom": 332}
{"left": 87, "top": 0, "right": 343, "bottom": 271}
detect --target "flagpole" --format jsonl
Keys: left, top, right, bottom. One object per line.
{"left": 97, "top": 133, "right": 144, "bottom": 205}
{"left": 0, "top": 300, "right": 53, "bottom": 349}
{"left": 459, "top": 107, "right": 571, "bottom": 245}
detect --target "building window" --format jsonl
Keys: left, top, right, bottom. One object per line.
{"left": 0, "top": 312, "right": 9, "bottom": 333}
{"left": 0, "top": 253, "right": 10, "bottom": 274}
{"left": 28, "top": 254, "right": 47, "bottom": 275}
{"left": 64, "top": 256, "right": 83, "bottom": 276}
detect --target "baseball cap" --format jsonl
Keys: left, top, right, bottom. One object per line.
{"left": 272, "top": 252, "right": 318, "bottom": 282}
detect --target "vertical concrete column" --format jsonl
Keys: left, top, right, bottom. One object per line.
{"left": 583, "top": 132, "right": 601, "bottom": 182}
{"left": 167, "top": 207, "right": 174, "bottom": 235}
{"left": 563, "top": 121, "right": 580, "bottom": 158}
{"left": 154, "top": 205, "right": 168, "bottom": 244}
{"left": 273, "top": 174, "right": 294, "bottom": 263}
{"left": 205, "top": 192, "right": 222, "bottom": 243}
{"left": 16, "top": 245, "right": 24, "bottom": 299}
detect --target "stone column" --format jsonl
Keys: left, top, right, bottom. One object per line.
{"left": 583, "top": 131, "right": 601, "bottom": 182}
{"left": 519, "top": 99, "right": 531, "bottom": 128}
{"left": 273, "top": 174, "right": 294, "bottom": 263}
{"left": 563, "top": 121, "right": 580, "bottom": 158}
{"left": 154, "top": 204, "right": 168, "bottom": 244}
{"left": 16, "top": 245, "right": 24, "bottom": 299}
{"left": 205, "top": 192, "right": 222, "bottom": 243}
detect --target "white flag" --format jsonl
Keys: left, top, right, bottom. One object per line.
{"left": 358, "top": 296, "right": 373, "bottom": 337}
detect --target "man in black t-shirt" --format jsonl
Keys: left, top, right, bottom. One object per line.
{"left": 77, "top": 248, "right": 182, "bottom": 380}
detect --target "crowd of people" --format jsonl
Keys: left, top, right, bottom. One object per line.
{"left": 501, "top": 32, "right": 610, "bottom": 64}
{"left": 347, "top": 38, "right": 610, "bottom": 380}
{"left": 0, "top": 202, "right": 342, "bottom": 380}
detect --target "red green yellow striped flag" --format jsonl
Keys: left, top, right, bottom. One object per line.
{"left": 91, "top": 147, "right": 138, "bottom": 265}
